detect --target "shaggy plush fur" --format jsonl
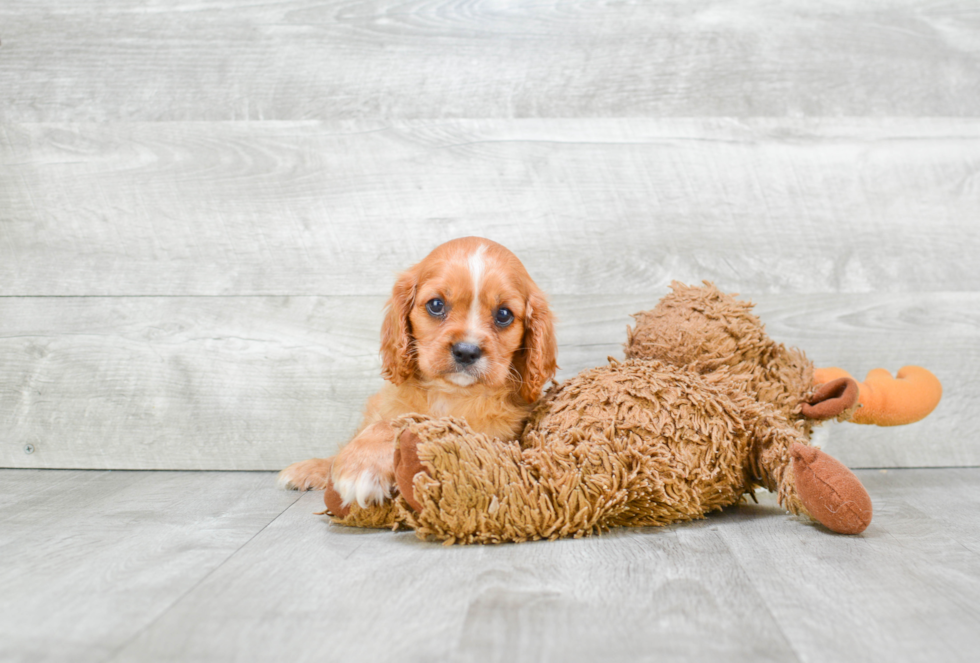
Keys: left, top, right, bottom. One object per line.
{"left": 324, "top": 282, "right": 938, "bottom": 543}
{"left": 394, "top": 360, "right": 811, "bottom": 544}
{"left": 625, "top": 281, "right": 817, "bottom": 428}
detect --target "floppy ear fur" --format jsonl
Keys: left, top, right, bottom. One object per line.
{"left": 514, "top": 288, "right": 558, "bottom": 403}
{"left": 380, "top": 269, "right": 418, "bottom": 385}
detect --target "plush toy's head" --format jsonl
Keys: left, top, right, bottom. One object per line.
{"left": 624, "top": 281, "right": 814, "bottom": 425}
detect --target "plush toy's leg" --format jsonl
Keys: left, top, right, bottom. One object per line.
{"left": 392, "top": 424, "right": 553, "bottom": 543}
{"left": 746, "top": 406, "right": 872, "bottom": 534}
{"left": 790, "top": 443, "right": 872, "bottom": 534}
{"left": 392, "top": 418, "right": 632, "bottom": 544}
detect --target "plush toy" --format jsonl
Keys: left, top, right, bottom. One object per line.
{"left": 322, "top": 283, "right": 942, "bottom": 544}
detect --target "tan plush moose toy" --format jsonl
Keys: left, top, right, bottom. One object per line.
{"left": 324, "top": 282, "right": 942, "bottom": 544}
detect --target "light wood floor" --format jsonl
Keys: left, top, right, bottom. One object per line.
{"left": 3, "top": 468, "right": 979, "bottom": 663}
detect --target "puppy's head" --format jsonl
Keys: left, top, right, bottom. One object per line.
{"left": 380, "top": 237, "right": 557, "bottom": 403}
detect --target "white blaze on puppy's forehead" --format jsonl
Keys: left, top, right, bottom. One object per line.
{"left": 465, "top": 244, "right": 488, "bottom": 339}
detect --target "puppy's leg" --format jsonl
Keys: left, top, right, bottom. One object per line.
{"left": 277, "top": 457, "right": 334, "bottom": 491}
{"left": 329, "top": 422, "right": 397, "bottom": 509}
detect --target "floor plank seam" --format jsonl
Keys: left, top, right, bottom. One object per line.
{"left": 99, "top": 487, "right": 304, "bottom": 663}
{"left": 714, "top": 529, "right": 807, "bottom": 663}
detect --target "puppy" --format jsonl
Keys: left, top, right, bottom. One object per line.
{"left": 278, "top": 237, "right": 557, "bottom": 514}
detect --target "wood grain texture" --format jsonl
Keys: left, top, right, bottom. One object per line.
{"left": 866, "top": 469, "right": 980, "bottom": 554}
{"left": 719, "top": 468, "right": 980, "bottom": 663}
{"left": 0, "top": 296, "right": 386, "bottom": 470}
{"left": 0, "top": 470, "right": 299, "bottom": 663}
{"left": 1, "top": 292, "right": 974, "bottom": 470}
{"left": 2, "top": 0, "right": 978, "bottom": 659}
{"left": 2, "top": 3, "right": 976, "bottom": 473}
{"left": 4, "top": 469, "right": 979, "bottom": 662}
{"left": 110, "top": 489, "right": 800, "bottom": 663}
{"left": 2, "top": 119, "right": 979, "bottom": 296}
{"left": 2, "top": 0, "right": 979, "bottom": 122}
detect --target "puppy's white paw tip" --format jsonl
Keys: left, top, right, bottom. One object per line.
{"left": 276, "top": 470, "right": 297, "bottom": 491}
{"left": 355, "top": 470, "right": 392, "bottom": 508}
{"left": 334, "top": 470, "right": 391, "bottom": 508}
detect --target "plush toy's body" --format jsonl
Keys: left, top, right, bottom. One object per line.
{"left": 324, "top": 283, "right": 942, "bottom": 544}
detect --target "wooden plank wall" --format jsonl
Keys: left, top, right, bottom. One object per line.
{"left": 1, "top": 1, "right": 978, "bottom": 470}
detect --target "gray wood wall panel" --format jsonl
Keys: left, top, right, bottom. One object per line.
{"left": 2, "top": 1, "right": 979, "bottom": 122}
{"left": 0, "top": 296, "right": 385, "bottom": 470}
{"left": 2, "top": 119, "right": 978, "bottom": 296}
{"left": 1, "top": 1, "right": 975, "bottom": 471}
{"left": 2, "top": 292, "right": 974, "bottom": 470}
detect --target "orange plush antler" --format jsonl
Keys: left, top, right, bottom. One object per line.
{"left": 813, "top": 366, "right": 943, "bottom": 427}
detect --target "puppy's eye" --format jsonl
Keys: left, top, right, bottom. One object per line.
{"left": 425, "top": 298, "right": 446, "bottom": 317}
{"left": 494, "top": 307, "right": 514, "bottom": 327}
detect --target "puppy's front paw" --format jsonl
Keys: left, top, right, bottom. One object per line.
{"left": 331, "top": 445, "right": 395, "bottom": 509}
{"left": 277, "top": 458, "right": 334, "bottom": 491}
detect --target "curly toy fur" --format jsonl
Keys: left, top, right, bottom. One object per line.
{"left": 328, "top": 283, "right": 830, "bottom": 542}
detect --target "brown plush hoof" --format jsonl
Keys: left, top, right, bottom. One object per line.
{"left": 802, "top": 377, "right": 859, "bottom": 421}
{"left": 791, "top": 443, "right": 872, "bottom": 534}
{"left": 322, "top": 463, "right": 350, "bottom": 518}
{"left": 394, "top": 429, "right": 427, "bottom": 512}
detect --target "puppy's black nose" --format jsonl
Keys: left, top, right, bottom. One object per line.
{"left": 452, "top": 342, "right": 482, "bottom": 366}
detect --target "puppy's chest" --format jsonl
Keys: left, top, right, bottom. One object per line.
{"left": 428, "top": 393, "right": 455, "bottom": 418}
{"left": 427, "top": 392, "right": 487, "bottom": 419}
{"left": 426, "top": 392, "right": 525, "bottom": 440}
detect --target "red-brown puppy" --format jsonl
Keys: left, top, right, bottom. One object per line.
{"left": 278, "top": 237, "right": 557, "bottom": 512}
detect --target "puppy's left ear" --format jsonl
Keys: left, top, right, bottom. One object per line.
{"left": 380, "top": 268, "right": 418, "bottom": 385}
{"left": 515, "top": 286, "right": 557, "bottom": 403}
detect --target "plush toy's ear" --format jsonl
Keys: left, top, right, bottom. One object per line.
{"left": 802, "top": 377, "right": 860, "bottom": 420}
{"left": 514, "top": 287, "right": 558, "bottom": 403}
{"left": 380, "top": 269, "right": 418, "bottom": 385}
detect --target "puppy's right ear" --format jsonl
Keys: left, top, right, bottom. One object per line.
{"left": 380, "top": 269, "right": 418, "bottom": 384}
{"left": 514, "top": 285, "right": 558, "bottom": 403}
